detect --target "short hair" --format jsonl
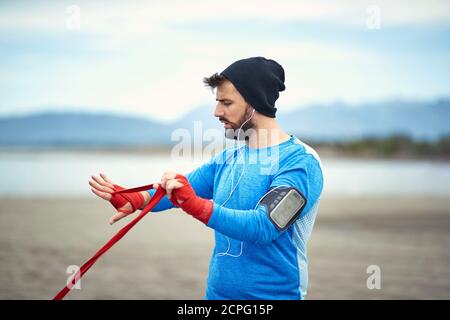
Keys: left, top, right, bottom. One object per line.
{"left": 203, "top": 72, "right": 226, "bottom": 90}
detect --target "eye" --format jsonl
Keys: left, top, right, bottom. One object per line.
{"left": 223, "top": 102, "right": 231, "bottom": 106}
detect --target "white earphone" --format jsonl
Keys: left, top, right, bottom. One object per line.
{"left": 216, "top": 107, "right": 254, "bottom": 257}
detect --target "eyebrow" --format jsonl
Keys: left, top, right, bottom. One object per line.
{"left": 216, "top": 98, "right": 233, "bottom": 102}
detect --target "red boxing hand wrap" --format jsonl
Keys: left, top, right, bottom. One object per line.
{"left": 54, "top": 183, "right": 165, "bottom": 300}
{"left": 170, "top": 174, "right": 213, "bottom": 224}
{"left": 110, "top": 184, "right": 145, "bottom": 213}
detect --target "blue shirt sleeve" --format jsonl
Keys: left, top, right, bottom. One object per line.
{"left": 270, "top": 154, "right": 323, "bottom": 218}
{"left": 186, "top": 159, "right": 215, "bottom": 200}
{"left": 147, "top": 188, "right": 174, "bottom": 212}
{"left": 207, "top": 153, "right": 324, "bottom": 244}
{"left": 208, "top": 204, "right": 279, "bottom": 244}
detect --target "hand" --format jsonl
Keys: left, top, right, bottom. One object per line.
{"left": 159, "top": 173, "right": 213, "bottom": 224}
{"left": 89, "top": 173, "right": 135, "bottom": 225}
{"left": 158, "top": 172, "right": 185, "bottom": 203}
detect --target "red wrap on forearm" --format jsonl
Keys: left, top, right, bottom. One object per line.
{"left": 170, "top": 174, "right": 213, "bottom": 224}
{"left": 110, "top": 184, "right": 145, "bottom": 213}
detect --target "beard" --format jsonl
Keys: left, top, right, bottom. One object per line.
{"left": 222, "top": 108, "right": 255, "bottom": 141}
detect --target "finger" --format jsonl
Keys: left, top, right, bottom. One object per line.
{"left": 165, "top": 179, "right": 177, "bottom": 199}
{"left": 89, "top": 179, "right": 114, "bottom": 193}
{"left": 109, "top": 211, "right": 129, "bottom": 225}
{"left": 100, "top": 173, "right": 115, "bottom": 187}
{"left": 153, "top": 183, "right": 159, "bottom": 189}
{"left": 161, "top": 172, "right": 176, "bottom": 189}
{"left": 90, "top": 187, "right": 112, "bottom": 201}
{"left": 165, "top": 179, "right": 183, "bottom": 199}
{"left": 92, "top": 174, "right": 114, "bottom": 189}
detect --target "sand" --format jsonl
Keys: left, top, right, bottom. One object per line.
{"left": 0, "top": 195, "right": 449, "bottom": 299}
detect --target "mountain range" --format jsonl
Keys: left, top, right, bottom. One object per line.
{"left": 0, "top": 99, "right": 449, "bottom": 147}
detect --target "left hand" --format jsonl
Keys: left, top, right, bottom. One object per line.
{"left": 158, "top": 172, "right": 213, "bottom": 224}
{"left": 158, "top": 172, "right": 185, "bottom": 203}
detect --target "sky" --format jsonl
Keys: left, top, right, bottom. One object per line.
{"left": 0, "top": 0, "right": 449, "bottom": 122}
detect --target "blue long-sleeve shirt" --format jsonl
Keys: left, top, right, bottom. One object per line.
{"left": 148, "top": 135, "right": 324, "bottom": 299}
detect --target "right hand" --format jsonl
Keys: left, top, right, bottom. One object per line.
{"left": 89, "top": 173, "right": 133, "bottom": 225}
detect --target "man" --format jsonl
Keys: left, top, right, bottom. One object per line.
{"left": 89, "top": 57, "right": 324, "bottom": 299}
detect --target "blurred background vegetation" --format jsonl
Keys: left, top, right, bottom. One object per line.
{"left": 309, "top": 135, "right": 450, "bottom": 159}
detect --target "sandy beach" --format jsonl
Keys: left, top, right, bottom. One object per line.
{"left": 0, "top": 195, "right": 449, "bottom": 300}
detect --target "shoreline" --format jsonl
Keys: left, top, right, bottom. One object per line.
{"left": 1, "top": 146, "right": 449, "bottom": 162}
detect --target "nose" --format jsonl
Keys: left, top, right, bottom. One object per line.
{"left": 214, "top": 103, "right": 224, "bottom": 118}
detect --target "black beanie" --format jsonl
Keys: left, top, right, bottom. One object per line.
{"left": 220, "top": 56, "right": 285, "bottom": 118}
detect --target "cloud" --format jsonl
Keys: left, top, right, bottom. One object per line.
{"left": 1, "top": 0, "right": 449, "bottom": 33}
{"left": 0, "top": 0, "right": 449, "bottom": 120}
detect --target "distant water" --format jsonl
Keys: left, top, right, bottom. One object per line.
{"left": 1, "top": 151, "right": 450, "bottom": 197}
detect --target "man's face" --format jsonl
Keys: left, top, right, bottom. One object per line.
{"left": 214, "top": 80, "right": 254, "bottom": 139}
